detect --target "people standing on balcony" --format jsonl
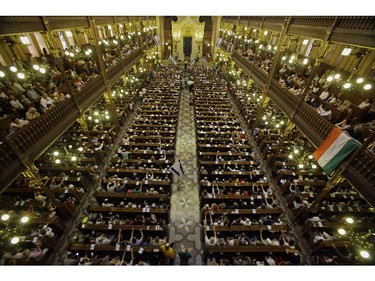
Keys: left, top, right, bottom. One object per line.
{"left": 358, "top": 98, "right": 371, "bottom": 109}
{"left": 33, "top": 82, "right": 48, "bottom": 95}
{"left": 310, "top": 81, "right": 320, "bottom": 94}
{"left": 9, "top": 95, "right": 25, "bottom": 116}
{"left": 19, "top": 94, "right": 32, "bottom": 107}
{"left": 12, "top": 81, "right": 26, "bottom": 94}
{"left": 319, "top": 88, "right": 330, "bottom": 101}
{"left": 26, "top": 85, "right": 41, "bottom": 102}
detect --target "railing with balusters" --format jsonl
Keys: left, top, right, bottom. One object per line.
{"left": 336, "top": 16, "right": 375, "bottom": 31}
{"left": 221, "top": 16, "right": 375, "bottom": 48}
{"left": 0, "top": 48, "right": 145, "bottom": 192}
{"left": 231, "top": 48, "right": 375, "bottom": 207}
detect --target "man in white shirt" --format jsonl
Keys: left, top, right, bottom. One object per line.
{"left": 204, "top": 226, "right": 219, "bottom": 245}
{"left": 40, "top": 93, "right": 54, "bottom": 110}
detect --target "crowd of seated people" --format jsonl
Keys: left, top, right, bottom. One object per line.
{"left": 191, "top": 66, "right": 301, "bottom": 265}
{"left": 63, "top": 66, "right": 183, "bottom": 265}
{"left": 227, "top": 80, "right": 375, "bottom": 264}
{"left": 0, "top": 72, "right": 144, "bottom": 264}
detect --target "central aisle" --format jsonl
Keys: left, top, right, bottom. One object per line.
{"left": 169, "top": 84, "right": 202, "bottom": 265}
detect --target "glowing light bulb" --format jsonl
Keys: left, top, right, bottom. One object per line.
{"left": 294, "top": 149, "right": 299, "bottom": 154}
{"left": 312, "top": 164, "right": 317, "bottom": 169}
{"left": 334, "top": 73, "right": 341, "bottom": 79}
{"left": 78, "top": 147, "right": 83, "bottom": 152}
{"left": 33, "top": 65, "right": 40, "bottom": 70}
{"left": 327, "top": 76, "right": 333, "bottom": 82}
{"left": 39, "top": 68, "right": 46, "bottom": 74}
{"left": 88, "top": 116, "right": 92, "bottom": 120}
{"left": 356, "top": 78, "right": 364, "bottom": 84}
{"left": 0, "top": 71, "right": 4, "bottom": 77}
{"left": 94, "top": 111, "right": 99, "bottom": 116}
{"left": 1, "top": 214, "right": 9, "bottom": 221}
{"left": 298, "top": 164, "right": 304, "bottom": 169}
{"left": 10, "top": 66, "right": 17, "bottom": 72}
{"left": 360, "top": 251, "right": 370, "bottom": 259}
{"left": 11, "top": 237, "right": 20, "bottom": 244}
{"left": 53, "top": 151, "right": 59, "bottom": 156}
{"left": 17, "top": 73, "right": 25, "bottom": 79}
{"left": 308, "top": 155, "right": 313, "bottom": 159}
{"left": 71, "top": 156, "right": 77, "bottom": 161}
{"left": 346, "top": 218, "right": 354, "bottom": 224}
{"left": 364, "top": 84, "right": 371, "bottom": 90}
{"left": 343, "top": 83, "right": 351, "bottom": 89}
{"left": 303, "top": 58, "right": 308, "bottom": 65}
{"left": 20, "top": 216, "right": 29, "bottom": 223}
{"left": 55, "top": 159, "right": 61, "bottom": 164}
{"left": 338, "top": 228, "right": 346, "bottom": 235}
{"left": 95, "top": 119, "right": 99, "bottom": 123}
{"left": 282, "top": 56, "right": 286, "bottom": 61}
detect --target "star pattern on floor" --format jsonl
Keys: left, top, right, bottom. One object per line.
{"left": 169, "top": 85, "right": 203, "bottom": 265}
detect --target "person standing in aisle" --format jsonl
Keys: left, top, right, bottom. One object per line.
{"left": 178, "top": 244, "right": 192, "bottom": 265}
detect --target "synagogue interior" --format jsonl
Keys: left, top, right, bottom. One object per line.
{"left": 0, "top": 13, "right": 374, "bottom": 267}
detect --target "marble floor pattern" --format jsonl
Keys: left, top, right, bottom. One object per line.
{"left": 169, "top": 85, "right": 203, "bottom": 265}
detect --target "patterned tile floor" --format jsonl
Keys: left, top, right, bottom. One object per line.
{"left": 169, "top": 85, "right": 203, "bottom": 265}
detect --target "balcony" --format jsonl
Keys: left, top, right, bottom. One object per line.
{"left": 231, "top": 50, "right": 375, "bottom": 207}
{"left": 0, "top": 49, "right": 143, "bottom": 192}
{"left": 222, "top": 16, "right": 375, "bottom": 49}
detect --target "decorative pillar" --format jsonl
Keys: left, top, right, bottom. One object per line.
{"left": 41, "top": 18, "right": 86, "bottom": 116}
{"left": 87, "top": 16, "right": 119, "bottom": 127}
{"left": 254, "top": 16, "right": 291, "bottom": 127}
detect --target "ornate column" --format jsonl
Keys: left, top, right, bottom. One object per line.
{"left": 254, "top": 16, "right": 291, "bottom": 127}
{"left": 87, "top": 16, "right": 119, "bottom": 126}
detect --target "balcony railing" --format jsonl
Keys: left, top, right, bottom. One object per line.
{"left": 222, "top": 16, "right": 375, "bottom": 49}
{"left": 232, "top": 50, "right": 375, "bottom": 207}
{"left": 0, "top": 49, "right": 144, "bottom": 192}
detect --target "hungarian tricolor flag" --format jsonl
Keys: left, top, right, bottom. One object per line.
{"left": 312, "top": 127, "right": 360, "bottom": 175}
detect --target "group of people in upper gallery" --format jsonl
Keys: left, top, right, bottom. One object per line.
{"left": 0, "top": 35, "right": 146, "bottom": 136}
{"left": 233, "top": 40, "right": 374, "bottom": 151}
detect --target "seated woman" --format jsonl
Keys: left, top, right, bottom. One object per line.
{"left": 335, "top": 119, "right": 351, "bottom": 130}
{"left": 358, "top": 98, "right": 371, "bottom": 109}
{"left": 26, "top": 107, "right": 40, "bottom": 121}
{"left": 9, "top": 117, "right": 29, "bottom": 134}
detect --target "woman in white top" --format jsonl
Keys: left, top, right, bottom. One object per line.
{"left": 319, "top": 88, "right": 330, "bottom": 101}
{"left": 358, "top": 98, "right": 371, "bottom": 109}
